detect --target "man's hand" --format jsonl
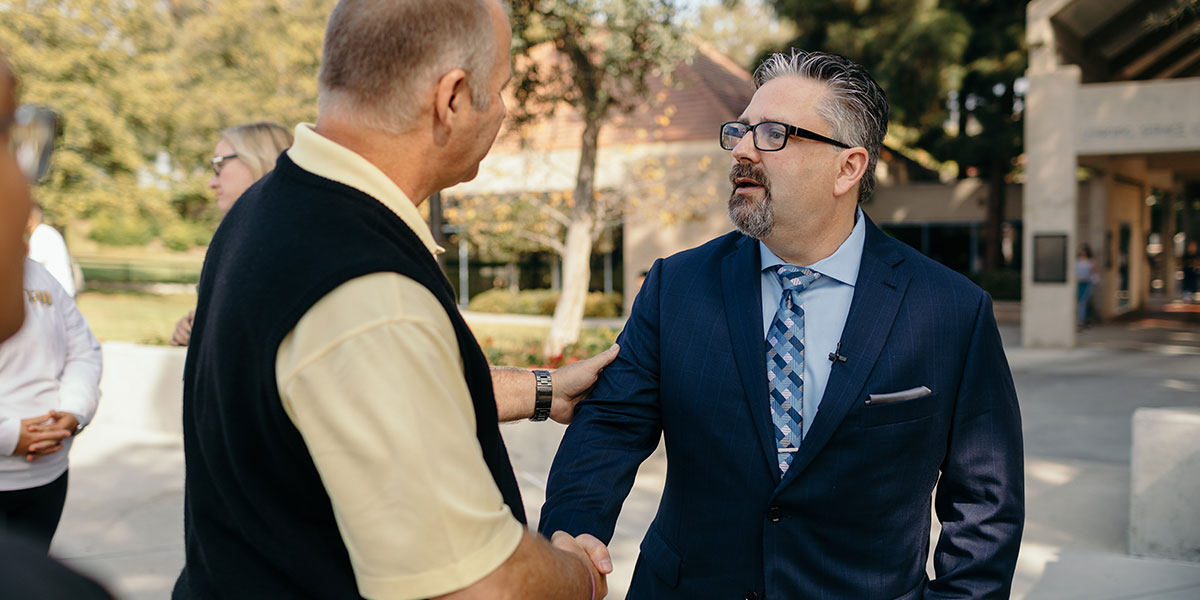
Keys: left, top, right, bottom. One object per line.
{"left": 550, "top": 531, "right": 612, "bottom": 599}
{"left": 550, "top": 344, "right": 619, "bottom": 424}
{"left": 12, "top": 411, "right": 72, "bottom": 461}
{"left": 169, "top": 310, "right": 195, "bottom": 346}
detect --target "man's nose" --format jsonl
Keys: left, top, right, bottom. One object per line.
{"left": 730, "top": 132, "right": 760, "bottom": 163}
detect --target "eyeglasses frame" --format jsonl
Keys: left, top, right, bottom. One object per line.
{"left": 211, "top": 153, "right": 239, "bottom": 175}
{"left": 719, "top": 120, "right": 851, "bottom": 152}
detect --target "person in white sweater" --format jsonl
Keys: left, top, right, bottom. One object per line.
{"left": 26, "top": 202, "right": 76, "bottom": 297}
{"left": 0, "top": 258, "right": 101, "bottom": 552}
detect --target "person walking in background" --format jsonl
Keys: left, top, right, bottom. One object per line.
{"left": 169, "top": 122, "right": 292, "bottom": 346}
{"left": 174, "top": 1, "right": 614, "bottom": 598}
{"left": 0, "top": 258, "right": 101, "bottom": 552}
{"left": 26, "top": 202, "right": 76, "bottom": 297}
{"left": 540, "top": 49, "right": 1024, "bottom": 599}
{"left": 1183, "top": 239, "right": 1199, "bottom": 302}
{"left": 1076, "top": 244, "right": 1099, "bottom": 327}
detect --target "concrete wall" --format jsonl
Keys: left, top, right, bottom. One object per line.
{"left": 1131, "top": 407, "right": 1200, "bottom": 562}
{"left": 868, "top": 180, "right": 1022, "bottom": 225}
{"left": 95, "top": 342, "right": 185, "bottom": 437}
{"left": 1076, "top": 79, "right": 1200, "bottom": 156}
{"left": 1022, "top": 66, "right": 1082, "bottom": 348}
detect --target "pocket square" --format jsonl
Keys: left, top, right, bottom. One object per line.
{"left": 866, "top": 386, "right": 932, "bottom": 406}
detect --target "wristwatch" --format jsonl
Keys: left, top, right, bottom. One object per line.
{"left": 530, "top": 369, "right": 552, "bottom": 422}
{"left": 70, "top": 413, "right": 86, "bottom": 436}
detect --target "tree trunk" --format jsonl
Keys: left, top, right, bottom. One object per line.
{"left": 983, "top": 156, "right": 1007, "bottom": 271}
{"left": 545, "top": 117, "right": 601, "bottom": 358}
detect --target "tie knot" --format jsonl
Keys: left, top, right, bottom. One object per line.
{"left": 775, "top": 265, "right": 819, "bottom": 292}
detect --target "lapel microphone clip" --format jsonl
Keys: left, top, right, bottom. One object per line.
{"left": 828, "top": 343, "right": 847, "bottom": 364}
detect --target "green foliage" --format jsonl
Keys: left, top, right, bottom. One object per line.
{"left": 0, "top": 0, "right": 331, "bottom": 249}
{"left": 469, "top": 288, "right": 623, "bottom": 318}
{"left": 160, "top": 219, "right": 213, "bottom": 252}
{"left": 78, "top": 257, "right": 202, "bottom": 284}
{"left": 89, "top": 209, "right": 155, "bottom": 246}
{"left": 690, "top": 0, "right": 797, "bottom": 70}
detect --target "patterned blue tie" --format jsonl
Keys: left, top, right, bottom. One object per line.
{"left": 766, "top": 265, "right": 820, "bottom": 474}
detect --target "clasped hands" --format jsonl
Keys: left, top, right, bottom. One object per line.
{"left": 11, "top": 410, "right": 78, "bottom": 462}
{"left": 551, "top": 531, "right": 613, "bottom": 599}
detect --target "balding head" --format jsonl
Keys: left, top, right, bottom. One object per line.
{"left": 318, "top": 0, "right": 503, "bottom": 133}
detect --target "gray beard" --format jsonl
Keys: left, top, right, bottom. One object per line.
{"left": 728, "top": 187, "right": 773, "bottom": 239}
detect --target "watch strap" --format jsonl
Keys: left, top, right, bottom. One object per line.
{"left": 530, "top": 369, "right": 552, "bottom": 422}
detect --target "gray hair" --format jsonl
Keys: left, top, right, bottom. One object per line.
{"left": 318, "top": 0, "right": 498, "bottom": 133}
{"left": 753, "top": 49, "right": 889, "bottom": 203}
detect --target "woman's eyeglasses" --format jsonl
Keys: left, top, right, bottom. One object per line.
{"left": 211, "top": 153, "right": 239, "bottom": 175}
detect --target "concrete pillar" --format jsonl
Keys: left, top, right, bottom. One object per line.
{"left": 1022, "top": 66, "right": 1081, "bottom": 348}
{"left": 1131, "top": 407, "right": 1200, "bottom": 562}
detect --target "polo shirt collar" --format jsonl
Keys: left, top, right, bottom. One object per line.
{"left": 287, "top": 123, "right": 444, "bottom": 256}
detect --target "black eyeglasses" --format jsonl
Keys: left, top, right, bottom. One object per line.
{"left": 6, "top": 105, "right": 59, "bottom": 183}
{"left": 720, "top": 120, "right": 850, "bottom": 152}
{"left": 211, "top": 153, "right": 238, "bottom": 175}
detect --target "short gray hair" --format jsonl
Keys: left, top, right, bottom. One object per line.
{"left": 318, "top": 0, "right": 498, "bottom": 133}
{"left": 753, "top": 49, "right": 889, "bottom": 203}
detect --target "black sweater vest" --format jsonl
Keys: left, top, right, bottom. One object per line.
{"left": 173, "top": 153, "right": 526, "bottom": 599}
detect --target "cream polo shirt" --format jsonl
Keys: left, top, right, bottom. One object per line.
{"left": 276, "top": 124, "right": 523, "bottom": 600}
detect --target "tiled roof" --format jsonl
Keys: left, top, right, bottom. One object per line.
{"left": 492, "top": 44, "right": 755, "bottom": 153}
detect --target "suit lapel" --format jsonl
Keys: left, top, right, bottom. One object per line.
{"left": 720, "top": 236, "right": 778, "bottom": 480}
{"left": 778, "top": 217, "right": 911, "bottom": 489}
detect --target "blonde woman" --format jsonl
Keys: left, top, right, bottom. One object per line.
{"left": 170, "top": 122, "right": 292, "bottom": 346}
{"left": 207, "top": 122, "right": 293, "bottom": 213}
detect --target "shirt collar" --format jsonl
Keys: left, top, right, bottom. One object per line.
{"left": 286, "top": 123, "right": 444, "bottom": 256}
{"left": 760, "top": 207, "right": 866, "bottom": 286}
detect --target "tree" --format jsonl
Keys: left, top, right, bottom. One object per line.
{"left": 0, "top": 0, "right": 330, "bottom": 247}
{"left": 0, "top": 0, "right": 176, "bottom": 227}
{"left": 509, "top": 0, "right": 691, "bottom": 357}
{"left": 692, "top": 0, "right": 797, "bottom": 70}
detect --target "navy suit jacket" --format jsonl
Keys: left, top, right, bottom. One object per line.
{"left": 539, "top": 215, "right": 1024, "bottom": 599}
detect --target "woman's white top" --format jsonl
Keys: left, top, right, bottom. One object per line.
{"left": 0, "top": 259, "right": 101, "bottom": 491}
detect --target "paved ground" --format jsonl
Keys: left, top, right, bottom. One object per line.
{"left": 47, "top": 304, "right": 1200, "bottom": 599}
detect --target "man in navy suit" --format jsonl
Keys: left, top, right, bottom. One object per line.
{"left": 539, "top": 49, "right": 1024, "bottom": 599}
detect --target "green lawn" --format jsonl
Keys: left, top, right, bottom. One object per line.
{"left": 75, "top": 289, "right": 621, "bottom": 365}
{"left": 76, "top": 290, "right": 197, "bottom": 345}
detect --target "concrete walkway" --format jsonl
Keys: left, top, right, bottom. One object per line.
{"left": 47, "top": 313, "right": 1200, "bottom": 599}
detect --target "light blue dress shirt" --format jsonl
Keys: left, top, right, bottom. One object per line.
{"left": 760, "top": 208, "right": 865, "bottom": 438}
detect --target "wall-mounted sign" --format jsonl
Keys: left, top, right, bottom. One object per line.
{"left": 1034, "top": 233, "right": 1068, "bottom": 283}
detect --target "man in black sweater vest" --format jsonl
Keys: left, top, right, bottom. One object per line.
{"left": 174, "top": 1, "right": 617, "bottom": 598}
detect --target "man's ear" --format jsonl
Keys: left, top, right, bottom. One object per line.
{"left": 832, "top": 147, "right": 869, "bottom": 199}
{"left": 433, "top": 68, "right": 470, "bottom": 135}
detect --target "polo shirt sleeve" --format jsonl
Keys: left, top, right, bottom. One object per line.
{"left": 276, "top": 272, "right": 523, "bottom": 600}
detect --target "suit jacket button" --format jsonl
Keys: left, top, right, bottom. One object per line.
{"left": 767, "top": 506, "right": 782, "bottom": 522}
{"left": 745, "top": 592, "right": 759, "bottom": 600}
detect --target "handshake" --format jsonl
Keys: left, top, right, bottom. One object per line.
{"left": 551, "top": 531, "right": 613, "bottom": 599}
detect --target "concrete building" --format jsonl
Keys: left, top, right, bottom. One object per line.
{"left": 1024, "top": 0, "right": 1200, "bottom": 347}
